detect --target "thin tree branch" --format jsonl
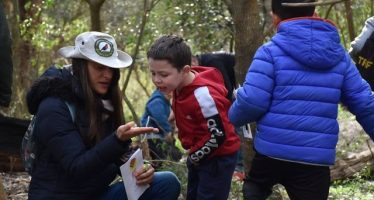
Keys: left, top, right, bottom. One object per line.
{"left": 282, "top": 0, "right": 347, "bottom": 7}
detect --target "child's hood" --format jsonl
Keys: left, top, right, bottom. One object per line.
{"left": 177, "top": 66, "right": 227, "bottom": 99}
{"left": 272, "top": 18, "right": 346, "bottom": 70}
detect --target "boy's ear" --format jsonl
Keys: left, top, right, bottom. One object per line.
{"left": 271, "top": 11, "right": 281, "bottom": 27}
{"left": 182, "top": 65, "right": 191, "bottom": 73}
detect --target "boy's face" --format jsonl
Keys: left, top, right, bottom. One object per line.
{"left": 148, "top": 58, "right": 188, "bottom": 94}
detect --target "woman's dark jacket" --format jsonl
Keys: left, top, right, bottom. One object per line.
{"left": 26, "top": 66, "right": 130, "bottom": 200}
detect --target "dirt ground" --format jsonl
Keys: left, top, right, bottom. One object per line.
{"left": 0, "top": 172, "right": 29, "bottom": 200}
{"left": 0, "top": 111, "right": 371, "bottom": 200}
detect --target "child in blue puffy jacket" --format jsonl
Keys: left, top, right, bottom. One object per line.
{"left": 229, "top": 0, "right": 374, "bottom": 199}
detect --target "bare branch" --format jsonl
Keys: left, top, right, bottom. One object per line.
{"left": 282, "top": 0, "right": 347, "bottom": 7}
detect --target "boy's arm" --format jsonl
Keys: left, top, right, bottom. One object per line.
{"left": 188, "top": 86, "right": 227, "bottom": 164}
{"left": 229, "top": 46, "right": 275, "bottom": 126}
{"left": 341, "top": 54, "right": 374, "bottom": 140}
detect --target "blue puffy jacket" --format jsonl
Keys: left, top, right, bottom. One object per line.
{"left": 140, "top": 89, "right": 171, "bottom": 138}
{"left": 229, "top": 18, "right": 374, "bottom": 166}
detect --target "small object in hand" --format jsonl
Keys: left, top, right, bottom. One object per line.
{"left": 143, "top": 163, "right": 151, "bottom": 172}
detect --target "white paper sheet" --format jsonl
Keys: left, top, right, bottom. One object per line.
{"left": 120, "top": 148, "right": 150, "bottom": 200}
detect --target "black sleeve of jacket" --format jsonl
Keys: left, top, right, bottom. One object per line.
{"left": 0, "top": 3, "right": 13, "bottom": 107}
{"left": 189, "top": 113, "right": 226, "bottom": 163}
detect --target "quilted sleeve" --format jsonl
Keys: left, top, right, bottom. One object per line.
{"left": 341, "top": 55, "right": 374, "bottom": 140}
{"left": 229, "top": 46, "right": 275, "bottom": 126}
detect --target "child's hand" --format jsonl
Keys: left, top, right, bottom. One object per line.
{"left": 233, "top": 87, "right": 240, "bottom": 99}
{"left": 116, "top": 121, "right": 158, "bottom": 141}
{"left": 133, "top": 163, "right": 154, "bottom": 185}
{"left": 187, "top": 155, "right": 199, "bottom": 166}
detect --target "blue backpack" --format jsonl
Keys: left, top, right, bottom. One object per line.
{"left": 20, "top": 101, "right": 75, "bottom": 174}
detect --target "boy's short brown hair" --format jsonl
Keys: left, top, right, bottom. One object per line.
{"left": 147, "top": 35, "right": 192, "bottom": 71}
{"left": 272, "top": 0, "right": 316, "bottom": 20}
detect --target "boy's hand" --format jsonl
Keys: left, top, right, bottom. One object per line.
{"left": 233, "top": 87, "right": 240, "bottom": 99}
{"left": 187, "top": 155, "right": 199, "bottom": 166}
{"left": 133, "top": 163, "right": 154, "bottom": 185}
{"left": 116, "top": 121, "right": 158, "bottom": 141}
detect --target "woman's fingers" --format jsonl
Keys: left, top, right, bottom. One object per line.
{"left": 116, "top": 121, "right": 158, "bottom": 141}
{"left": 134, "top": 164, "right": 155, "bottom": 185}
{"left": 129, "top": 127, "right": 158, "bottom": 136}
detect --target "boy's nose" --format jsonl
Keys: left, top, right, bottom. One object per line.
{"left": 154, "top": 76, "right": 162, "bottom": 84}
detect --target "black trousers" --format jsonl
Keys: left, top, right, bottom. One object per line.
{"left": 243, "top": 152, "right": 330, "bottom": 200}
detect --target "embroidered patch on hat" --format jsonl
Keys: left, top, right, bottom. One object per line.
{"left": 95, "top": 39, "right": 114, "bottom": 57}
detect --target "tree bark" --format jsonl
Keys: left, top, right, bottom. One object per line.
{"left": 231, "top": 0, "right": 263, "bottom": 83}
{"left": 228, "top": 0, "right": 263, "bottom": 175}
{"left": 330, "top": 149, "right": 374, "bottom": 181}
{"left": 85, "top": 0, "right": 106, "bottom": 31}
{"left": 3, "top": 0, "right": 42, "bottom": 118}
{"left": 343, "top": 0, "right": 355, "bottom": 40}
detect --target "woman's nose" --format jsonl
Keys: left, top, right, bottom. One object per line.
{"left": 103, "top": 68, "right": 113, "bottom": 79}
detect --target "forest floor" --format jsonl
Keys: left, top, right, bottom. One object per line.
{"left": 1, "top": 172, "right": 29, "bottom": 200}
{"left": 1, "top": 107, "right": 373, "bottom": 200}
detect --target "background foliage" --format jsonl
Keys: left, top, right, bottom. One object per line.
{"left": 2, "top": 0, "right": 374, "bottom": 198}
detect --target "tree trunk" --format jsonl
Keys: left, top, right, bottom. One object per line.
{"left": 231, "top": 0, "right": 263, "bottom": 83}
{"left": 229, "top": 0, "right": 263, "bottom": 176}
{"left": 0, "top": 115, "right": 29, "bottom": 172}
{"left": 344, "top": 0, "right": 355, "bottom": 40}
{"left": 330, "top": 149, "right": 374, "bottom": 181}
{"left": 85, "top": 0, "right": 106, "bottom": 31}
{"left": 3, "top": 0, "right": 41, "bottom": 118}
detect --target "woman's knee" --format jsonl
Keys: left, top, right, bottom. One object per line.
{"left": 154, "top": 171, "right": 181, "bottom": 197}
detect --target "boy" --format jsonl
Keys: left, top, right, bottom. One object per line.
{"left": 228, "top": 0, "right": 374, "bottom": 200}
{"left": 147, "top": 35, "right": 240, "bottom": 200}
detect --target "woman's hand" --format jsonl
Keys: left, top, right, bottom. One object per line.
{"left": 133, "top": 163, "right": 154, "bottom": 185}
{"left": 116, "top": 121, "right": 158, "bottom": 141}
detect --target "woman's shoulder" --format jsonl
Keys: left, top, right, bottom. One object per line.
{"left": 37, "top": 97, "right": 72, "bottom": 117}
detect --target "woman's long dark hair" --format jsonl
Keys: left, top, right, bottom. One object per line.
{"left": 72, "top": 58, "right": 125, "bottom": 145}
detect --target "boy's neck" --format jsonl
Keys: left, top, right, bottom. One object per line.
{"left": 176, "top": 71, "right": 195, "bottom": 94}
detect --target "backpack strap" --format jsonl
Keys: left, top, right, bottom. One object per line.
{"left": 64, "top": 101, "right": 76, "bottom": 123}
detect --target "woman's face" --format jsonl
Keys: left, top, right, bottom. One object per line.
{"left": 87, "top": 61, "right": 113, "bottom": 95}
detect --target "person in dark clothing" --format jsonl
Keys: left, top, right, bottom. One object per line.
{"left": 26, "top": 31, "right": 180, "bottom": 200}
{"left": 0, "top": 3, "right": 12, "bottom": 198}
{"left": 349, "top": 16, "right": 374, "bottom": 89}
{"left": 0, "top": 2, "right": 13, "bottom": 107}
{"left": 192, "top": 52, "right": 236, "bottom": 101}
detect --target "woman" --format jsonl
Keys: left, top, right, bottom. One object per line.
{"left": 26, "top": 31, "right": 180, "bottom": 200}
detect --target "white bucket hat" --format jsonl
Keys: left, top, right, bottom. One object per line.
{"left": 58, "top": 31, "right": 133, "bottom": 68}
